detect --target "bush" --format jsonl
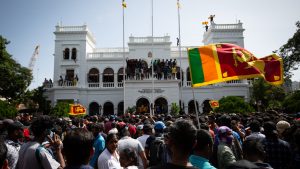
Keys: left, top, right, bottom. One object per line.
{"left": 215, "top": 96, "right": 254, "bottom": 115}
{"left": 50, "top": 102, "right": 70, "bottom": 117}
{"left": 282, "top": 90, "right": 300, "bottom": 114}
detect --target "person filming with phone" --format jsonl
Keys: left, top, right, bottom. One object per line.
{"left": 16, "top": 115, "right": 65, "bottom": 169}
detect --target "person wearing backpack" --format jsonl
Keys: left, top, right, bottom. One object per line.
{"left": 16, "top": 115, "right": 65, "bottom": 169}
{"left": 145, "top": 121, "right": 165, "bottom": 167}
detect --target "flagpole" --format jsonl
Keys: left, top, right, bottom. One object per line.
{"left": 177, "top": 0, "right": 183, "bottom": 113}
{"left": 122, "top": 0, "right": 126, "bottom": 115}
{"left": 192, "top": 87, "right": 201, "bottom": 129}
{"left": 151, "top": 0, "right": 154, "bottom": 116}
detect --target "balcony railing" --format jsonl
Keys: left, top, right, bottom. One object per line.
{"left": 117, "top": 82, "right": 124, "bottom": 88}
{"left": 88, "top": 83, "right": 100, "bottom": 88}
{"left": 103, "top": 82, "right": 114, "bottom": 88}
{"left": 44, "top": 78, "right": 249, "bottom": 89}
{"left": 129, "top": 36, "right": 170, "bottom": 43}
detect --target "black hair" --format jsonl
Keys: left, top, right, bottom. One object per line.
{"left": 30, "top": 115, "right": 53, "bottom": 137}
{"left": 168, "top": 119, "right": 197, "bottom": 154}
{"left": 194, "top": 129, "right": 213, "bottom": 151}
{"left": 106, "top": 133, "right": 118, "bottom": 144}
{"left": 63, "top": 128, "right": 94, "bottom": 166}
{"left": 121, "top": 148, "right": 138, "bottom": 166}
{"left": 249, "top": 120, "right": 261, "bottom": 132}
{"left": 0, "top": 140, "right": 7, "bottom": 168}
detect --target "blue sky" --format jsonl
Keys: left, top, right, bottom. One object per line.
{"left": 1, "top": 0, "right": 299, "bottom": 89}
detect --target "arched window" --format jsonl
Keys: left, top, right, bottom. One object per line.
{"left": 103, "top": 68, "right": 114, "bottom": 82}
{"left": 117, "top": 68, "right": 124, "bottom": 82}
{"left": 71, "top": 48, "right": 77, "bottom": 60}
{"left": 63, "top": 48, "right": 70, "bottom": 59}
{"left": 88, "top": 68, "right": 99, "bottom": 83}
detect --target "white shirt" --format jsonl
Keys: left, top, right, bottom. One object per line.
{"left": 16, "top": 141, "right": 60, "bottom": 169}
{"left": 136, "top": 134, "right": 150, "bottom": 149}
{"left": 118, "top": 136, "right": 144, "bottom": 169}
{"left": 5, "top": 139, "right": 21, "bottom": 169}
{"left": 97, "top": 148, "right": 121, "bottom": 169}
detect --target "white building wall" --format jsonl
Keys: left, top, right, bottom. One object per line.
{"left": 45, "top": 22, "right": 250, "bottom": 115}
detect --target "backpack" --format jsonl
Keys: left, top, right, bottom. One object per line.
{"left": 149, "top": 136, "right": 164, "bottom": 166}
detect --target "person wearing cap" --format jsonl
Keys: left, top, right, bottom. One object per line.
{"left": 137, "top": 123, "right": 153, "bottom": 149}
{"left": 217, "top": 126, "right": 236, "bottom": 169}
{"left": 276, "top": 120, "right": 290, "bottom": 139}
{"left": 261, "top": 121, "right": 291, "bottom": 169}
{"left": 5, "top": 121, "right": 24, "bottom": 169}
{"left": 145, "top": 121, "right": 166, "bottom": 165}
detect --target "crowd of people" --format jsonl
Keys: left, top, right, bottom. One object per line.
{"left": 0, "top": 111, "right": 299, "bottom": 169}
{"left": 126, "top": 59, "right": 179, "bottom": 80}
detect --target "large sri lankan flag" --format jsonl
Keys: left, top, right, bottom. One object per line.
{"left": 188, "top": 43, "right": 283, "bottom": 87}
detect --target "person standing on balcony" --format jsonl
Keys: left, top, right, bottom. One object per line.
{"left": 58, "top": 76, "right": 63, "bottom": 86}
{"left": 73, "top": 75, "right": 79, "bottom": 86}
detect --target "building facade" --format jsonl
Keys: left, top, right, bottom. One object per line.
{"left": 45, "top": 21, "right": 250, "bottom": 115}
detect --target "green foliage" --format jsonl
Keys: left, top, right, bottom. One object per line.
{"left": 170, "top": 102, "right": 180, "bottom": 116}
{"left": 277, "top": 21, "right": 300, "bottom": 79}
{"left": 282, "top": 90, "right": 300, "bottom": 113}
{"left": 215, "top": 96, "right": 254, "bottom": 114}
{"left": 50, "top": 102, "right": 70, "bottom": 117}
{"left": 0, "top": 36, "right": 33, "bottom": 101}
{"left": 0, "top": 100, "right": 18, "bottom": 118}
{"left": 251, "top": 78, "right": 286, "bottom": 111}
{"left": 126, "top": 106, "right": 136, "bottom": 114}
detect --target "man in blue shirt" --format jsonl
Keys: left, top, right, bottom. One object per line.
{"left": 189, "top": 129, "right": 216, "bottom": 169}
{"left": 89, "top": 123, "right": 105, "bottom": 168}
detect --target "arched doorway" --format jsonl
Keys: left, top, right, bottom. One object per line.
{"left": 136, "top": 98, "right": 150, "bottom": 114}
{"left": 88, "top": 68, "right": 99, "bottom": 83}
{"left": 103, "top": 102, "right": 114, "bottom": 116}
{"left": 202, "top": 100, "right": 213, "bottom": 114}
{"left": 188, "top": 100, "right": 199, "bottom": 114}
{"left": 117, "top": 101, "right": 124, "bottom": 116}
{"left": 155, "top": 97, "right": 168, "bottom": 114}
{"left": 89, "top": 102, "right": 99, "bottom": 116}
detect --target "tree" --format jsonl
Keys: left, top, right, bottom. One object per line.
{"left": 251, "top": 78, "right": 286, "bottom": 111}
{"left": 215, "top": 96, "right": 254, "bottom": 114}
{"left": 170, "top": 102, "right": 180, "bottom": 116}
{"left": 0, "top": 36, "right": 32, "bottom": 101}
{"left": 282, "top": 90, "right": 300, "bottom": 114}
{"left": 277, "top": 21, "right": 300, "bottom": 79}
{"left": 50, "top": 102, "right": 70, "bottom": 117}
{"left": 0, "top": 100, "right": 18, "bottom": 118}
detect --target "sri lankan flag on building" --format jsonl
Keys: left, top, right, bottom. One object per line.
{"left": 188, "top": 43, "right": 283, "bottom": 87}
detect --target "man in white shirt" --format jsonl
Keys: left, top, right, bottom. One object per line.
{"left": 16, "top": 115, "right": 65, "bottom": 169}
{"left": 137, "top": 124, "right": 153, "bottom": 149}
{"left": 118, "top": 128, "right": 147, "bottom": 169}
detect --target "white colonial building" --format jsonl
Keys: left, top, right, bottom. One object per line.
{"left": 45, "top": 21, "right": 250, "bottom": 116}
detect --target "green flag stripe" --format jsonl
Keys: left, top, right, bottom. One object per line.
{"left": 188, "top": 48, "right": 204, "bottom": 84}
